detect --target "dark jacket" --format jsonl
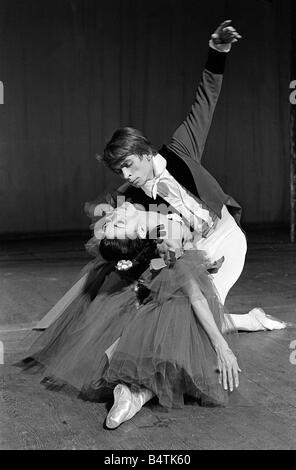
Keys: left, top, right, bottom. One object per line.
{"left": 113, "top": 47, "right": 242, "bottom": 225}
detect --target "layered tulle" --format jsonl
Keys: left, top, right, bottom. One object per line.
{"left": 18, "top": 250, "right": 237, "bottom": 408}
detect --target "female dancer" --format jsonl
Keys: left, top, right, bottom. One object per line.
{"left": 19, "top": 202, "right": 241, "bottom": 429}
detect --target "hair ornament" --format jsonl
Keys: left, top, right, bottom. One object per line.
{"left": 115, "top": 259, "right": 133, "bottom": 271}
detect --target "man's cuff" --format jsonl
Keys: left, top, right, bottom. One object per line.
{"left": 209, "top": 38, "right": 231, "bottom": 53}
{"left": 205, "top": 46, "right": 227, "bottom": 74}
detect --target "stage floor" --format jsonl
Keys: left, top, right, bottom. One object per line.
{"left": 1, "top": 228, "right": 296, "bottom": 450}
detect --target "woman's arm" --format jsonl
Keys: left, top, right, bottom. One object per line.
{"left": 184, "top": 277, "right": 241, "bottom": 392}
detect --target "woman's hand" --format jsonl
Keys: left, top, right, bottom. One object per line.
{"left": 214, "top": 339, "right": 241, "bottom": 392}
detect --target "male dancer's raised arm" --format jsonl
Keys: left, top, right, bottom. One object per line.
{"left": 167, "top": 20, "right": 241, "bottom": 163}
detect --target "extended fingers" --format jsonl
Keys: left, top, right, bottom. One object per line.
{"left": 233, "top": 367, "right": 240, "bottom": 390}
{"left": 219, "top": 28, "right": 242, "bottom": 40}
{"left": 218, "top": 19, "right": 233, "bottom": 30}
{"left": 218, "top": 360, "right": 241, "bottom": 392}
{"left": 218, "top": 364, "right": 230, "bottom": 391}
{"left": 229, "top": 360, "right": 242, "bottom": 391}
{"left": 223, "top": 30, "right": 241, "bottom": 39}
{"left": 213, "top": 20, "right": 242, "bottom": 45}
{"left": 221, "top": 365, "right": 227, "bottom": 390}
{"left": 216, "top": 346, "right": 242, "bottom": 392}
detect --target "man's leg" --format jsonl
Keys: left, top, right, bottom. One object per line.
{"left": 209, "top": 226, "right": 246, "bottom": 305}
{"left": 195, "top": 206, "right": 246, "bottom": 305}
{"left": 197, "top": 207, "right": 286, "bottom": 331}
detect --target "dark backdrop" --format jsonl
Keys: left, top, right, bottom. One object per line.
{"left": 0, "top": 0, "right": 291, "bottom": 234}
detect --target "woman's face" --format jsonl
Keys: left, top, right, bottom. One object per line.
{"left": 103, "top": 202, "right": 142, "bottom": 240}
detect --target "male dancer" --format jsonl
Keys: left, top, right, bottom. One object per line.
{"left": 98, "top": 20, "right": 285, "bottom": 332}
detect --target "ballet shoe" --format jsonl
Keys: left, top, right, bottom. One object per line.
{"left": 249, "top": 308, "right": 287, "bottom": 331}
{"left": 105, "top": 384, "right": 132, "bottom": 429}
{"left": 125, "top": 388, "right": 154, "bottom": 421}
{"left": 106, "top": 386, "right": 154, "bottom": 429}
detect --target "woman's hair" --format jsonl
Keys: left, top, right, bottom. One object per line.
{"left": 99, "top": 236, "right": 159, "bottom": 277}
{"left": 99, "top": 127, "right": 158, "bottom": 172}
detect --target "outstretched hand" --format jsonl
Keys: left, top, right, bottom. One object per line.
{"left": 211, "top": 20, "right": 242, "bottom": 50}
{"left": 214, "top": 339, "right": 242, "bottom": 392}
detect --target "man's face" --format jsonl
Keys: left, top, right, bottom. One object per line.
{"left": 114, "top": 155, "right": 154, "bottom": 187}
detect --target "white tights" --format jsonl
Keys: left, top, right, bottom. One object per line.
{"left": 194, "top": 206, "right": 256, "bottom": 332}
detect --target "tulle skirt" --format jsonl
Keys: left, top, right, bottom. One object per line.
{"left": 18, "top": 250, "right": 236, "bottom": 408}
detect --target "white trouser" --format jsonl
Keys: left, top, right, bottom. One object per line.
{"left": 194, "top": 205, "right": 247, "bottom": 305}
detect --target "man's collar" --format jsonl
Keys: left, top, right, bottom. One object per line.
{"left": 140, "top": 153, "right": 168, "bottom": 199}
{"left": 151, "top": 153, "right": 167, "bottom": 178}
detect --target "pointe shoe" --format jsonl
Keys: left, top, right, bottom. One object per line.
{"left": 106, "top": 384, "right": 132, "bottom": 429}
{"left": 106, "top": 385, "right": 154, "bottom": 429}
{"left": 124, "top": 387, "right": 154, "bottom": 421}
{"left": 249, "top": 308, "right": 287, "bottom": 331}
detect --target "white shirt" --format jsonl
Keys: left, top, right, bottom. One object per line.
{"left": 141, "top": 153, "right": 216, "bottom": 236}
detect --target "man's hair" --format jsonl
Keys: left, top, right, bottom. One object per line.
{"left": 99, "top": 127, "right": 157, "bottom": 171}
